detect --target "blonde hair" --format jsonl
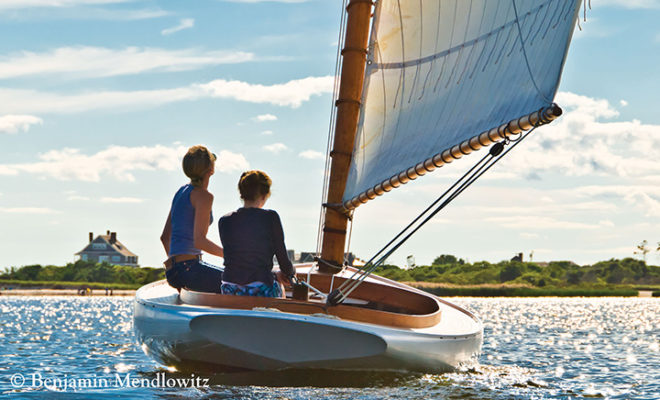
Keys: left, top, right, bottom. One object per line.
{"left": 238, "top": 170, "right": 272, "bottom": 201}
{"left": 183, "top": 145, "right": 216, "bottom": 187}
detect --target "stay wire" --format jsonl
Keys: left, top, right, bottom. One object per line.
{"left": 331, "top": 124, "right": 540, "bottom": 304}
{"left": 335, "top": 152, "right": 500, "bottom": 303}
{"left": 333, "top": 151, "right": 497, "bottom": 302}
{"left": 336, "top": 149, "right": 494, "bottom": 291}
{"left": 315, "top": 0, "right": 349, "bottom": 261}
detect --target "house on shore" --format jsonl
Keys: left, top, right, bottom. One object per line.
{"left": 75, "top": 231, "right": 138, "bottom": 267}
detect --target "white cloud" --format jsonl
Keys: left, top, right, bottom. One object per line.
{"left": 161, "top": 18, "right": 194, "bottom": 36}
{"left": 0, "top": 0, "right": 133, "bottom": 11}
{"left": 0, "top": 115, "right": 42, "bottom": 134}
{"left": 599, "top": 0, "right": 660, "bottom": 9}
{"left": 76, "top": 8, "right": 169, "bottom": 20}
{"left": 0, "top": 75, "right": 333, "bottom": 114}
{"left": 100, "top": 197, "right": 144, "bottom": 204}
{"left": 215, "top": 150, "right": 250, "bottom": 173}
{"left": 252, "top": 114, "right": 277, "bottom": 122}
{"left": 581, "top": 246, "right": 639, "bottom": 255}
{"left": 494, "top": 91, "right": 660, "bottom": 182}
{"left": 224, "top": 0, "right": 308, "bottom": 3}
{"left": 484, "top": 216, "right": 602, "bottom": 230}
{"left": 68, "top": 195, "right": 90, "bottom": 201}
{"left": 0, "top": 46, "right": 254, "bottom": 79}
{"left": 471, "top": 200, "right": 617, "bottom": 216}
{"left": 0, "top": 145, "right": 249, "bottom": 182}
{"left": 619, "top": 99, "right": 628, "bottom": 107}
{"left": 14, "top": 7, "right": 171, "bottom": 20}
{"left": 199, "top": 76, "right": 333, "bottom": 108}
{"left": 263, "top": 143, "right": 288, "bottom": 154}
{"left": 0, "top": 207, "right": 58, "bottom": 214}
{"left": 0, "top": 166, "right": 18, "bottom": 176}
{"left": 299, "top": 150, "right": 324, "bottom": 160}
{"left": 574, "top": 185, "right": 660, "bottom": 217}
{"left": 261, "top": 130, "right": 274, "bottom": 135}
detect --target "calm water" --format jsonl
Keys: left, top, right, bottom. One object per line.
{"left": 0, "top": 297, "right": 658, "bottom": 399}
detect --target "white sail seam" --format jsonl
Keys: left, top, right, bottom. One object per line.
{"left": 372, "top": 0, "right": 550, "bottom": 71}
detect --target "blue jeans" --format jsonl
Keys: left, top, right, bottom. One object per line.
{"left": 166, "top": 259, "right": 223, "bottom": 293}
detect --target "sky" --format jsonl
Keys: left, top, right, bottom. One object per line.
{"left": 0, "top": 0, "right": 659, "bottom": 270}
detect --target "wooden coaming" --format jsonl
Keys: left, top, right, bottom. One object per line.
{"left": 180, "top": 273, "right": 441, "bottom": 329}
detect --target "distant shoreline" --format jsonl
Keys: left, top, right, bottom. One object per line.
{"left": 0, "top": 288, "right": 136, "bottom": 296}
{"left": 0, "top": 285, "right": 656, "bottom": 298}
{"left": 407, "top": 282, "right": 656, "bottom": 297}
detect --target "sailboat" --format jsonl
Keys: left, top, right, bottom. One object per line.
{"left": 134, "top": 0, "right": 582, "bottom": 373}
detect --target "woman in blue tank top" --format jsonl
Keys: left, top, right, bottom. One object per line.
{"left": 160, "top": 145, "right": 224, "bottom": 293}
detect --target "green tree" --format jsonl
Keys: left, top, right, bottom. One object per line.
{"left": 432, "top": 254, "right": 464, "bottom": 265}
{"left": 634, "top": 240, "right": 651, "bottom": 263}
{"left": 566, "top": 270, "right": 583, "bottom": 285}
{"left": 500, "top": 263, "right": 522, "bottom": 282}
{"left": 13, "top": 264, "right": 42, "bottom": 280}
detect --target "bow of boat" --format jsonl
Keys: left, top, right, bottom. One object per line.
{"left": 133, "top": 264, "right": 482, "bottom": 372}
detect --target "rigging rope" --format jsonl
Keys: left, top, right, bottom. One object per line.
{"left": 315, "top": 0, "right": 349, "bottom": 267}
{"left": 327, "top": 117, "right": 545, "bottom": 306}
{"left": 511, "top": 0, "right": 552, "bottom": 105}
{"left": 577, "top": 0, "right": 591, "bottom": 31}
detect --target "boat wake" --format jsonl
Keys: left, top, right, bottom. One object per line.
{"left": 138, "top": 367, "right": 424, "bottom": 388}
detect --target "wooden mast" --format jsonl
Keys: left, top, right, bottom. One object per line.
{"left": 319, "top": 0, "right": 373, "bottom": 273}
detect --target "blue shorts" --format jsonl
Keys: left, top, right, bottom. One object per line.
{"left": 166, "top": 258, "right": 223, "bottom": 293}
{"left": 220, "top": 279, "right": 282, "bottom": 298}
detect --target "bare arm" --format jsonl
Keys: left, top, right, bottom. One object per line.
{"left": 191, "top": 189, "right": 224, "bottom": 257}
{"left": 160, "top": 209, "right": 172, "bottom": 256}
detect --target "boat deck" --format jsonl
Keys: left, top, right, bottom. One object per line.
{"left": 137, "top": 264, "right": 480, "bottom": 337}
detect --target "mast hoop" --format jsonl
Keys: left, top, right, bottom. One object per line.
{"left": 341, "top": 47, "right": 369, "bottom": 56}
{"left": 334, "top": 98, "right": 361, "bottom": 107}
{"left": 329, "top": 150, "right": 352, "bottom": 158}
{"left": 323, "top": 227, "right": 347, "bottom": 235}
{"left": 322, "top": 202, "right": 352, "bottom": 219}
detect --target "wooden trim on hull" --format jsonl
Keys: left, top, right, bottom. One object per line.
{"left": 180, "top": 273, "right": 441, "bottom": 329}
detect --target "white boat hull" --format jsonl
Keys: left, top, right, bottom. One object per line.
{"left": 134, "top": 271, "right": 482, "bottom": 373}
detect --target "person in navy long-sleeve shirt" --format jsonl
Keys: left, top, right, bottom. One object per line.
{"left": 218, "top": 170, "right": 295, "bottom": 297}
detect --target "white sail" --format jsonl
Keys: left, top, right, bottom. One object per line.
{"left": 342, "top": 0, "right": 582, "bottom": 208}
